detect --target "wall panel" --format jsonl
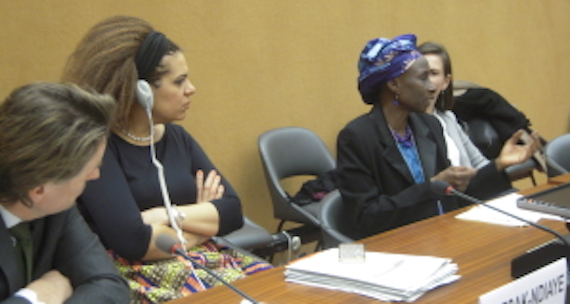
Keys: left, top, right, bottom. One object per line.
{"left": 1, "top": 0, "right": 568, "bottom": 231}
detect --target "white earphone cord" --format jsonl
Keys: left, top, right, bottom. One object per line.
{"left": 145, "top": 110, "right": 206, "bottom": 290}
{"left": 145, "top": 110, "right": 188, "bottom": 250}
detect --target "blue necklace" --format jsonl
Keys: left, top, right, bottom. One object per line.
{"left": 389, "top": 125, "right": 414, "bottom": 148}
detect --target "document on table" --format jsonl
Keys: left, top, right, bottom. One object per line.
{"left": 455, "top": 192, "right": 564, "bottom": 226}
{"left": 284, "top": 248, "right": 459, "bottom": 302}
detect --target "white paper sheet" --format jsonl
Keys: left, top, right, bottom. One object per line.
{"left": 455, "top": 193, "right": 564, "bottom": 226}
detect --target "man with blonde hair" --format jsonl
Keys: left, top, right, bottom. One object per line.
{"left": 0, "top": 82, "right": 129, "bottom": 303}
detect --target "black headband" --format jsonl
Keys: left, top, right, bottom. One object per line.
{"left": 135, "top": 31, "right": 169, "bottom": 80}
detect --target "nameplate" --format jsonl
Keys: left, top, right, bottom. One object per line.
{"left": 479, "top": 258, "right": 567, "bottom": 304}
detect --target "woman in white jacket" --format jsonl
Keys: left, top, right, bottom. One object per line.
{"left": 418, "top": 41, "right": 541, "bottom": 182}
{"left": 419, "top": 42, "right": 492, "bottom": 169}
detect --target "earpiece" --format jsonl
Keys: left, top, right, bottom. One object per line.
{"left": 136, "top": 80, "right": 154, "bottom": 110}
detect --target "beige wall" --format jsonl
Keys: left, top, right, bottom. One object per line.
{"left": 2, "top": 1, "right": 569, "bottom": 231}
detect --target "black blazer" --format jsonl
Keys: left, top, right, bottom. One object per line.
{"left": 336, "top": 105, "right": 511, "bottom": 239}
{"left": 0, "top": 206, "right": 129, "bottom": 303}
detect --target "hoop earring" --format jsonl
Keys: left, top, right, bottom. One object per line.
{"left": 394, "top": 94, "right": 399, "bottom": 106}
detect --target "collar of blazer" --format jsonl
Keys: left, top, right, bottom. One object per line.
{"left": 368, "top": 105, "right": 440, "bottom": 183}
{"left": 0, "top": 216, "right": 28, "bottom": 295}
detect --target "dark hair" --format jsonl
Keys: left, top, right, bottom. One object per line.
{"left": 418, "top": 41, "right": 454, "bottom": 111}
{"left": 0, "top": 82, "right": 115, "bottom": 206}
{"left": 61, "top": 15, "right": 180, "bottom": 131}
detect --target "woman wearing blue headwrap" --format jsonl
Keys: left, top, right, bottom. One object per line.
{"left": 336, "top": 34, "right": 539, "bottom": 239}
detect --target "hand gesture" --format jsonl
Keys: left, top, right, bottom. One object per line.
{"left": 196, "top": 169, "right": 224, "bottom": 203}
{"left": 431, "top": 166, "right": 477, "bottom": 192}
{"left": 496, "top": 130, "right": 540, "bottom": 171}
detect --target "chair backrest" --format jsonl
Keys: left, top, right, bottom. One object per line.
{"left": 452, "top": 82, "right": 542, "bottom": 184}
{"left": 462, "top": 118, "right": 540, "bottom": 184}
{"left": 258, "top": 127, "right": 336, "bottom": 225}
{"left": 545, "top": 133, "right": 570, "bottom": 177}
{"left": 453, "top": 82, "right": 531, "bottom": 160}
{"left": 319, "top": 190, "right": 358, "bottom": 249}
{"left": 463, "top": 118, "right": 502, "bottom": 160}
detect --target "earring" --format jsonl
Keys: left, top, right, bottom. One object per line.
{"left": 393, "top": 93, "right": 399, "bottom": 106}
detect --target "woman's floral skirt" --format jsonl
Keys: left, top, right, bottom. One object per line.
{"left": 110, "top": 240, "right": 273, "bottom": 303}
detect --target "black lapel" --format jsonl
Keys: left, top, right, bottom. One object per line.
{"left": 0, "top": 216, "right": 26, "bottom": 294}
{"left": 368, "top": 106, "right": 414, "bottom": 184}
{"left": 410, "top": 113, "right": 438, "bottom": 179}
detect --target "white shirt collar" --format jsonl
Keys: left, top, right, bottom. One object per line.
{"left": 0, "top": 205, "right": 22, "bottom": 229}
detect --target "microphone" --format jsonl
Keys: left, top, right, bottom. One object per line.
{"left": 431, "top": 180, "right": 570, "bottom": 278}
{"left": 156, "top": 234, "right": 261, "bottom": 304}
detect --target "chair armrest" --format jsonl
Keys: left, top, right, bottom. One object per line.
{"left": 219, "top": 216, "right": 273, "bottom": 250}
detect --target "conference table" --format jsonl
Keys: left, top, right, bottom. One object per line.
{"left": 167, "top": 174, "right": 570, "bottom": 303}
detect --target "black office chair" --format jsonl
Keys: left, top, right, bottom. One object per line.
{"left": 460, "top": 117, "right": 502, "bottom": 160}
{"left": 318, "top": 190, "right": 359, "bottom": 249}
{"left": 453, "top": 82, "right": 542, "bottom": 185}
{"left": 465, "top": 118, "right": 540, "bottom": 184}
{"left": 544, "top": 133, "right": 570, "bottom": 178}
{"left": 453, "top": 82, "right": 532, "bottom": 157}
{"left": 258, "top": 127, "right": 336, "bottom": 244}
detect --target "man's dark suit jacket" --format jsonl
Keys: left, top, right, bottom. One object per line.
{"left": 0, "top": 206, "right": 129, "bottom": 303}
{"left": 336, "top": 105, "right": 511, "bottom": 239}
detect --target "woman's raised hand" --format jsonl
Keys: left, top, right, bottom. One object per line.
{"left": 196, "top": 169, "right": 225, "bottom": 203}
{"left": 495, "top": 130, "right": 540, "bottom": 171}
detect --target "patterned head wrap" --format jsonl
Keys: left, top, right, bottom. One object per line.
{"left": 357, "top": 34, "right": 421, "bottom": 104}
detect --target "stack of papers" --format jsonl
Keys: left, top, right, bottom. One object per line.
{"left": 284, "top": 249, "right": 459, "bottom": 302}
